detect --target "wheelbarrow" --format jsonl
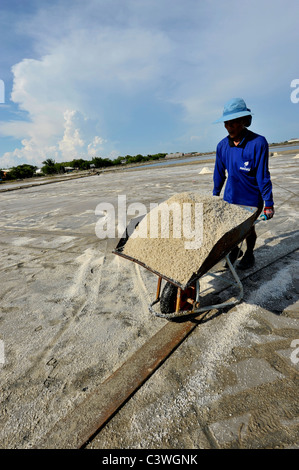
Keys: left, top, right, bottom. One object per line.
{"left": 113, "top": 205, "right": 259, "bottom": 320}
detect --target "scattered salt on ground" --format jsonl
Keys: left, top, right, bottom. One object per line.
{"left": 198, "top": 167, "right": 213, "bottom": 174}
{"left": 122, "top": 264, "right": 294, "bottom": 449}
{"left": 123, "top": 192, "right": 251, "bottom": 286}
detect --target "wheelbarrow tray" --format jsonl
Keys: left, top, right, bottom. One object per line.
{"left": 113, "top": 205, "right": 259, "bottom": 290}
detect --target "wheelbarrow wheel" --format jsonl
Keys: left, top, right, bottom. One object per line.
{"left": 160, "top": 281, "right": 197, "bottom": 314}
{"left": 160, "top": 282, "right": 177, "bottom": 314}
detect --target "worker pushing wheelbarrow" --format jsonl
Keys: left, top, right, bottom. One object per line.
{"left": 114, "top": 98, "right": 275, "bottom": 319}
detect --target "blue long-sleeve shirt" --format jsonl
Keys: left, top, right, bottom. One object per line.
{"left": 213, "top": 130, "right": 274, "bottom": 208}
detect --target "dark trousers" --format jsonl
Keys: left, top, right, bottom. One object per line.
{"left": 245, "top": 226, "right": 257, "bottom": 253}
{"left": 231, "top": 205, "right": 261, "bottom": 259}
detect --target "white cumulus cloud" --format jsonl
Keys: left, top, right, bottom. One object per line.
{"left": 0, "top": 20, "right": 173, "bottom": 166}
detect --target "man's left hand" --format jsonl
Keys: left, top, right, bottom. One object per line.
{"left": 264, "top": 206, "right": 275, "bottom": 219}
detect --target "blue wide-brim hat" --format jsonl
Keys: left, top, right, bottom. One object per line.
{"left": 214, "top": 97, "right": 253, "bottom": 123}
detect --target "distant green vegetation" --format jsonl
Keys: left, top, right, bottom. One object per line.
{"left": 0, "top": 153, "right": 167, "bottom": 181}
{"left": 0, "top": 164, "right": 37, "bottom": 180}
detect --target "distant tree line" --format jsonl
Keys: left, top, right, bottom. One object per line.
{"left": 0, "top": 164, "right": 37, "bottom": 180}
{"left": 0, "top": 153, "right": 167, "bottom": 180}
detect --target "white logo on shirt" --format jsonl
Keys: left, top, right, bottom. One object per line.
{"left": 240, "top": 161, "right": 251, "bottom": 171}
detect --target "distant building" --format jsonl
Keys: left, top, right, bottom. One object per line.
{"left": 0, "top": 169, "right": 11, "bottom": 179}
{"left": 165, "top": 152, "right": 184, "bottom": 159}
{"left": 288, "top": 138, "right": 299, "bottom": 143}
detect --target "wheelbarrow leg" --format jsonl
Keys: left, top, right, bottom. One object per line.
{"left": 223, "top": 254, "right": 244, "bottom": 302}
{"left": 156, "top": 276, "right": 162, "bottom": 300}
{"left": 175, "top": 288, "right": 182, "bottom": 313}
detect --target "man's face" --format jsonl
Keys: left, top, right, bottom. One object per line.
{"left": 224, "top": 117, "right": 245, "bottom": 139}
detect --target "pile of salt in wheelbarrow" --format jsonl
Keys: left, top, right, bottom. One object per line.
{"left": 113, "top": 193, "right": 259, "bottom": 319}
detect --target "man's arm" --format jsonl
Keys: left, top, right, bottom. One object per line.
{"left": 256, "top": 138, "right": 274, "bottom": 218}
{"left": 256, "top": 139, "right": 273, "bottom": 205}
{"left": 213, "top": 145, "right": 226, "bottom": 196}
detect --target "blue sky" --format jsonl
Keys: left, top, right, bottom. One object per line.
{"left": 0, "top": 0, "right": 298, "bottom": 168}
